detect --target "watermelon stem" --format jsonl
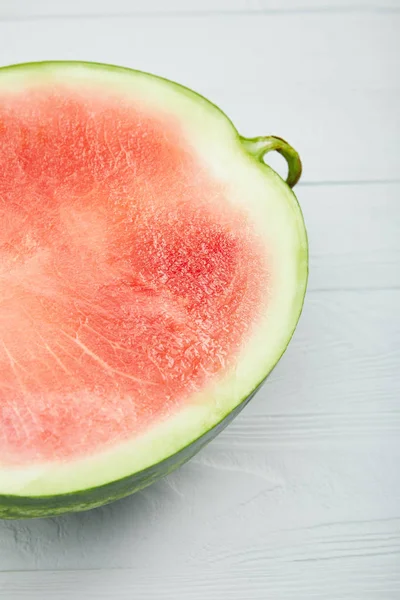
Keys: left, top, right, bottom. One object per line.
{"left": 240, "top": 135, "right": 302, "bottom": 188}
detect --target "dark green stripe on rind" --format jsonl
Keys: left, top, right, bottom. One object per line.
{"left": 0, "top": 386, "right": 263, "bottom": 519}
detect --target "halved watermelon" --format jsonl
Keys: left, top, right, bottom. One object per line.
{"left": 0, "top": 61, "right": 307, "bottom": 518}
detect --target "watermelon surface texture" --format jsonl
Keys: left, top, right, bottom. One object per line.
{"left": 0, "top": 61, "right": 308, "bottom": 518}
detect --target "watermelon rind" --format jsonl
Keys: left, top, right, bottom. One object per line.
{"left": 0, "top": 61, "right": 308, "bottom": 518}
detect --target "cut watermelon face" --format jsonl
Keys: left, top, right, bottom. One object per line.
{"left": 0, "top": 62, "right": 307, "bottom": 518}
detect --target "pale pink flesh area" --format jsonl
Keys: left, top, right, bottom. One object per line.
{"left": 0, "top": 86, "right": 269, "bottom": 465}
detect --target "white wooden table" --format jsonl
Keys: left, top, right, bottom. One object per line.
{"left": 0, "top": 1, "right": 399, "bottom": 598}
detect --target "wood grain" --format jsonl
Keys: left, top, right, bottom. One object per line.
{"left": 299, "top": 182, "right": 400, "bottom": 290}
{"left": 0, "top": 547, "right": 399, "bottom": 599}
{"left": 0, "top": 14, "right": 398, "bottom": 183}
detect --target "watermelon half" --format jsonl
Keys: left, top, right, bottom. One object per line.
{"left": 0, "top": 61, "right": 308, "bottom": 519}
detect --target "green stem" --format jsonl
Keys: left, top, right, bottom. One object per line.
{"left": 240, "top": 135, "right": 302, "bottom": 188}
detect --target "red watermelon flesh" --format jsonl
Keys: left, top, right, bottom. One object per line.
{"left": 0, "top": 86, "right": 269, "bottom": 466}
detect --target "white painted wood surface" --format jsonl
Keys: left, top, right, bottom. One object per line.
{"left": 1, "top": 0, "right": 400, "bottom": 19}
{"left": 0, "top": 2, "right": 399, "bottom": 598}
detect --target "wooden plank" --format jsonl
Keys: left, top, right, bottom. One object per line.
{"left": 0, "top": 291, "right": 398, "bottom": 573}
{"left": 0, "top": 551, "right": 399, "bottom": 599}
{"left": 0, "top": 14, "right": 398, "bottom": 183}
{"left": 298, "top": 182, "right": 400, "bottom": 291}
{"left": 1, "top": 0, "right": 400, "bottom": 19}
